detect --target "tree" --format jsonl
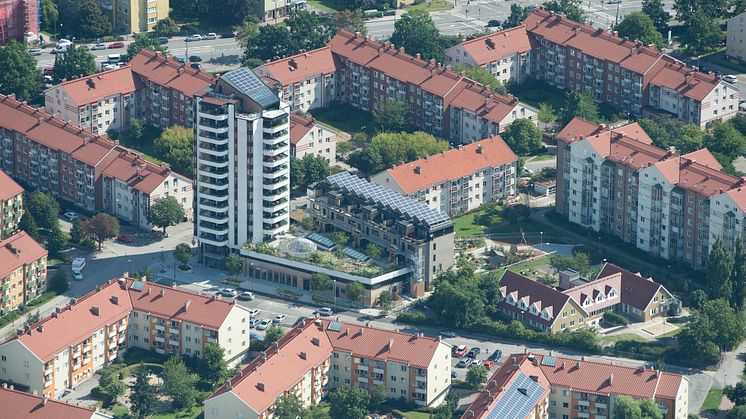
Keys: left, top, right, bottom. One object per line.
{"left": 537, "top": 103, "right": 557, "bottom": 125}
{"left": 348, "top": 132, "right": 449, "bottom": 174}
{"left": 46, "top": 224, "right": 68, "bottom": 258}
{"left": 612, "top": 396, "right": 662, "bottom": 419}
{"left": 330, "top": 10, "right": 367, "bottom": 35}
{"left": 676, "top": 125, "right": 706, "bottom": 153}
{"left": 364, "top": 243, "right": 382, "bottom": 260}
{"left": 432, "top": 393, "right": 459, "bottom": 419}
{"left": 707, "top": 237, "right": 734, "bottom": 301}
{"left": 729, "top": 406, "right": 746, "bottom": 419}
{"left": 26, "top": 191, "right": 59, "bottom": 230}
{"left": 286, "top": 11, "right": 331, "bottom": 53}
{"left": 263, "top": 326, "right": 284, "bottom": 345}
{"left": 452, "top": 63, "right": 506, "bottom": 94}
{"left": 174, "top": 243, "right": 192, "bottom": 266}
{"left": 642, "top": 0, "right": 670, "bottom": 34}
{"left": 40, "top": 0, "right": 59, "bottom": 32}
{"left": 224, "top": 253, "right": 244, "bottom": 276}
{"left": 680, "top": 12, "right": 723, "bottom": 55}
{"left": 200, "top": 342, "right": 230, "bottom": 388}
{"left": 75, "top": 0, "right": 111, "bottom": 39}
{"left": 345, "top": 281, "right": 364, "bottom": 302}
{"left": 328, "top": 386, "right": 370, "bottom": 419}
{"left": 726, "top": 382, "right": 746, "bottom": 406}
{"left": 0, "top": 41, "right": 43, "bottom": 102}
{"left": 690, "top": 289, "right": 708, "bottom": 310}
{"left": 563, "top": 91, "right": 599, "bottom": 124}
{"left": 614, "top": 12, "right": 665, "bottom": 49}
{"left": 70, "top": 218, "right": 85, "bottom": 244}
{"left": 369, "top": 385, "right": 387, "bottom": 412}
{"left": 273, "top": 395, "right": 304, "bottom": 418}
{"left": 19, "top": 212, "right": 38, "bottom": 238}
{"left": 373, "top": 99, "right": 409, "bottom": 132}
{"left": 701, "top": 299, "right": 746, "bottom": 351}
{"left": 390, "top": 9, "right": 445, "bottom": 61}
{"left": 311, "top": 273, "right": 331, "bottom": 291}
{"left": 52, "top": 44, "right": 96, "bottom": 82}
{"left": 706, "top": 121, "right": 746, "bottom": 160}
{"left": 300, "top": 154, "right": 331, "bottom": 186}
{"left": 153, "top": 126, "right": 192, "bottom": 176}
{"left": 673, "top": 0, "right": 728, "bottom": 21}
{"left": 243, "top": 24, "right": 294, "bottom": 64}
{"left": 148, "top": 196, "right": 185, "bottom": 235}
{"left": 236, "top": 17, "right": 260, "bottom": 49}
{"left": 153, "top": 17, "right": 179, "bottom": 36}
{"left": 84, "top": 213, "right": 120, "bottom": 250}
{"left": 49, "top": 269, "right": 70, "bottom": 294}
{"left": 550, "top": 253, "right": 592, "bottom": 277}
{"left": 24, "top": 310, "right": 41, "bottom": 328}
{"left": 466, "top": 365, "right": 488, "bottom": 388}
{"left": 502, "top": 118, "right": 543, "bottom": 155}
{"left": 428, "top": 258, "right": 486, "bottom": 327}
{"left": 290, "top": 156, "right": 305, "bottom": 189}
{"left": 163, "top": 356, "right": 198, "bottom": 409}
{"left": 97, "top": 369, "right": 126, "bottom": 407}
{"left": 543, "top": 0, "right": 585, "bottom": 23}
{"left": 733, "top": 238, "right": 746, "bottom": 311}
{"left": 130, "top": 364, "right": 157, "bottom": 418}
{"left": 330, "top": 231, "right": 349, "bottom": 246}
{"left": 504, "top": 4, "right": 530, "bottom": 29}
{"left": 378, "top": 290, "right": 392, "bottom": 310}
{"left": 126, "top": 33, "right": 168, "bottom": 61}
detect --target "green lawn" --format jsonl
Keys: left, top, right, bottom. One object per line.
{"left": 507, "top": 254, "right": 551, "bottom": 273}
{"left": 307, "top": 0, "right": 342, "bottom": 13}
{"left": 309, "top": 105, "right": 373, "bottom": 136}
{"left": 407, "top": 0, "right": 453, "bottom": 12}
{"left": 453, "top": 210, "right": 489, "bottom": 237}
{"left": 655, "top": 326, "right": 681, "bottom": 339}
{"left": 392, "top": 410, "right": 431, "bottom": 419}
{"left": 527, "top": 153, "right": 555, "bottom": 162}
{"left": 601, "top": 333, "right": 648, "bottom": 345}
{"left": 110, "top": 125, "right": 164, "bottom": 165}
{"left": 510, "top": 82, "right": 566, "bottom": 111}
{"left": 151, "top": 406, "right": 203, "bottom": 419}
{"left": 701, "top": 388, "right": 724, "bottom": 413}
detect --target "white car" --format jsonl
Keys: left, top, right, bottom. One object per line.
{"left": 318, "top": 307, "right": 333, "bottom": 316}
{"left": 28, "top": 48, "right": 42, "bottom": 56}
{"left": 57, "top": 38, "right": 72, "bottom": 47}
{"left": 101, "top": 64, "right": 120, "bottom": 71}
{"left": 247, "top": 308, "right": 260, "bottom": 317}
{"left": 249, "top": 318, "right": 259, "bottom": 328}
{"left": 91, "top": 43, "right": 107, "bottom": 50}
{"left": 237, "top": 291, "right": 255, "bottom": 301}
{"left": 441, "top": 331, "right": 457, "bottom": 338}
{"left": 273, "top": 314, "right": 286, "bottom": 325}
{"left": 63, "top": 211, "right": 78, "bottom": 221}
{"left": 72, "top": 271, "right": 83, "bottom": 281}
{"left": 205, "top": 32, "right": 217, "bottom": 40}
{"left": 186, "top": 34, "right": 202, "bottom": 42}
{"left": 472, "top": 359, "right": 483, "bottom": 366}
{"left": 257, "top": 319, "right": 271, "bottom": 330}
{"left": 219, "top": 288, "right": 237, "bottom": 298}
{"left": 725, "top": 75, "right": 739, "bottom": 83}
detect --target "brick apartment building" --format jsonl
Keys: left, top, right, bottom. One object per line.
{"left": 0, "top": 231, "right": 47, "bottom": 315}
{"left": 0, "top": 94, "right": 193, "bottom": 230}
{"left": 370, "top": 136, "right": 518, "bottom": 216}
{"left": 0, "top": 277, "right": 253, "bottom": 399}
{"left": 255, "top": 30, "right": 538, "bottom": 145}
{"left": 204, "top": 318, "right": 452, "bottom": 418}
{"left": 447, "top": 9, "right": 739, "bottom": 128}
{"left": 463, "top": 353, "right": 688, "bottom": 419}
{"left": 0, "top": 0, "right": 38, "bottom": 45}
{"left": 556, "top": 116, "right": 746, "bottom": 268}
{"left": 0, "top": 168, "right": 23, "bottom": 239}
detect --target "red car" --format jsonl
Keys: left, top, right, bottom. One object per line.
{"left": 452, "top": 345, "right": 468, "bottom": 357}
{"left": 484, "top": 360, "right": 494, "bottom": 370}
{"left": 117, "top": 234, "right": 134, "bottom": 243}
{"left": 108, "top": 42, "right": 125, "bottom": 49}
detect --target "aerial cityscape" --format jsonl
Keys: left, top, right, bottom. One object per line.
{"left": 0, "top": 0, "right": 745, "bottom": 418}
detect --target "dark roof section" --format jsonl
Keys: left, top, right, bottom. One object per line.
{"left": 596, "top": 263, "right": 668, "bottom": 310}
{"left": 221, "top": 68, "right": 280, "bottom": 109}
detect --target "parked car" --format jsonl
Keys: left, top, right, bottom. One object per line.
{"left": 453, "top": 345, "right": 468, "bottom": 357}
{"left": 219, "top": 288, "right": 238, "bottom": 297}
{"left": 249, "top": 318, "right": 259, "bottom": 328}
{"left": 725, "top": 74, "right": 739, "bottom": 83}
{"left": 487, "top": 349, "right": 502, "bottom": 362}
{"left": 318, "top": 307, "right": 333, "bottom": 316}
{"left": 257, "top": 319, "right": 271, "bottom": 330}
{"left": 107, "top": 42, "right": 125, "bottom": 49}
{"left": 484, "top": 360, "right": 494, "bottom": 370}
{"left": 273, "top": 314, "right": 286, "bottom": 325}
{"left": 190, "top": 63, "right": 201, "bottom": 69}
{"left": 116, "top": 234, "right": 134, "bottom": 243}
{"left": 451, "top": 370, "right": 457, "bottom": 378}
{"left": 237, "top": 291, "right": 255, "bottom": 301}
{"left": 247, "top": 308, "right": 260, "bottom": 317}
{"left": 52, "top": 45, "right": 69, "bottom": 54}
{"left": 189, "top": 55, "right": 202, "bottom": 62}
{"left": 43, "top": 75, "right": 53, "bottom": 84}
{"left": 205, "top": 32, "right": 218, "bottom": 40}
{"left": 441, "top": 331, "right": 457, "bottom": 338}
{"left": 72, "top": 271, "right": 83, "bottom": 280}
{"left": 91, "top": 43, "right": 107, "bottom": 50}
{"left": 220, "top": 31, "right": 235, "bottom": 38}
{"left": 158, "top": 36, "right": 169, "bottom": 44}
{"left": 487, "top": 19, "right": 501, "bottom": 27}
{"left": 456, "top": 357, "right": 473, "bottom": 368}
{"left": 467, "top": 347, "right": 481, "bottom": 358}
{"left": 101, "top": 64, "right": 120, "bottom": 71}
{"left": 63, "top": 211, "right": 78, "bottom": 221}
{"left": 174, "top": 56, "right": 186, "bottom": 63}
{"left": 28, "top": 48, "right": 42, "bottom": 56}
{"left": 186, "top": 34, "right": 202, "bottom": 42}
{"left": 472, "top": 359, "right": 483, "bottom": 367}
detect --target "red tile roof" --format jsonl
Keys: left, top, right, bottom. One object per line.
{"left": 454, "top": 25, "right": 537, "bottom": 66}
{"left": 597, "top": 263, "right": 668, "bottom": 311}
{"left": 649, "top": 60, "right": 722, "bottom": 101}
{"left": 129, "top": 49, "right": 215, "bottom": 98}
{"left": 255, "top": 46, "right": 338, "bottom": 86}
{"left": 48, "top": 66, "right": 138, "bottom": 106}
{"left": 289, "top": 113, "right": 317, "bottom": 146}
{"left": 677, "top": 157, "right": 742, "bottom": 197}
{"left": 607, "top": 134, "right": 670, "bottom": 170}
{"left": 499, "top": 271, "right": 573, "bottom": 326}
{"left": 0, "top": 232, "right": 47, "bottom": 280}
{"left": 102, "top": 149, "right": 174, "bottom": 193}
{"left": 561, "top": 272, "right": 621, "bottom": 312}
{"left": 656, "top": 372, "right": 684, "bottom": 399}
{"left": 682, "top": 148, "right": 722, "bottom": 170}
{"left": 555, "top": 117, "right": 607, "bottom": 143}
{"left": 0, "top": 387, "right": 97, "bottom": 419}
{"left": 0, "top": 168, "right": 23, "bottom": 201}
{"left": 380, "top": 136, "right": 517, "bottom": 194}
{"left": 726, "top": 186, "right": 746, "bottom": 211}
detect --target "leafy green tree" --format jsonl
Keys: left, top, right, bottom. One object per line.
{"left": 130, "top": 364, "right": 157, "bottom": 418}
{"left": 148, "top": 196, "right": 185, "bottom": 236}
{"left": 345, "top": 281, "right": 364, "bottom": 303}
{"left": 46, "top": 224, "right": 68, "bottom": 258}
{"left": 330, "top": 231, "right": 349, "bottom": 246}
{"left": 728, "top": 406, "right": 746, "bottom": 419}
{"left": 733, "top": 238, "right": 746, "bottom": 311}
{"left": 504, "top": 4, "right": 530, "bottom": 29}
{"left": 390, "top": 9, "right": 445, "bottom": 61}
{"left": 642, "top": 0, "right": 670, "bottom": 33}
{"left": 75, "top": 0, "right": 111, "bottom": 39}
{"left": 453, "top": 63, "right": 506, "bottom": 94}
{"left": 705, "top": 121, "right": 746, "bottom": 160}
{"left": 673, "top": 0, "right": 728, "bottom": 21}
{"left": 364, "top": 243, "right": 382, "bottom": 259}
{"left": 726, "top": 382, "right": 746, "bottom": 406}
{"left": 299, "top": 154, "right": 331, "bottom": 186}
{"left": 429, "top": 257, "right": 486, "bottom": 327}
{"left": 348, "top": 131, "right": 449, "bottom": 174}
{"left": 680, "top": 12, "right": 723, "bottom": 55}
{"left": 200, "top": 342, "right": 230, "bottom": 389}
{"left": 0, "top": 41, "right": 43, "bottom": 102}
{"left": 263, "top": 326, "right": 284, "bottom": 345}
{"left": 243, "top": 24, "right": 294, "bottom": 64}
{"left": 502, "top": 118, "right": 543, "bottom": 155}
{"left": 676, "top": 125, "right": 706, "bottom": 153}
{"left": 378, "top": 290, "right": 392, "bottom": 310}
{"left": 49, "top": 269, "right": 69, "bottom": 294}
{"left": 26, "top": 191, "right": 59, "bottom": 230}
{"left": 550, "top": 253, "right": 592, "bottom": 277}
{"left": 328, "top": 386, "right": 370, "bottom": 419}
{"left": 466, "top": 364, "right": 488, "bottom": 388}
{"left": 563, "top": 91, "right": 599, "bottom": 124}
{"left": 373, "top": 99, "right": 409, "bottom": 132}
{"left": 690, "top": 289, "right": 708, "bottom": 310}
{"left": 612, "top": 396, "right": 662, "bottom": 419}
{"left": 543, "top": 0, "right": 585, "bottom": 23}
{"left": 224, "top": 253, "right": 244, "bottom": 276}
{"left": 53, "top": 44, "right": 96, "bottom": 82}
{"left": 701, "top": 299, "right": 746, "bottom": 351}
{"left": 163, "top": 356, "right": 198, "bottom": 409}
{"left": 708, "top": 237, "right": 734, "bottom": 301}
{"left": 614, "top": 12, "right": 665, "bottom": 49}
{"left": 19, "top": 212, "right": 38, "bottom": 238}
{"left": 537, "top": 103, "right": 557, "bottom": 125}
{"left": 311, "top": 273, "right": 331, "bottom": 291}
{"left": 287, "top": 11, "right": 331, "bottom": 53}
{"left": 40, "top": 0, "right": 59, "bottom": 32}
{"left": 126, "top": 34, "right": 168, "bottom": 61}
{"left": 290, "top": 156, "right": 305, "bottom": 189}
{"left": 97, "top": 369, "right": 126, "bottom": 407}
{"left": 153, "top": 17, "right": 180, "bottom": 36}
{"left": 369, "top": 385, "right": 387, "bottom": 412}
{"left": 236, "top": 17, "right": 260, "bottom": 49}
{"left": 84, "top": 213, "right": 120, "bottom": 250}
{"left": 330, "top": 10, "right": 367, "bottom": 35}
{"left": 273, "top": 395, "right": 304, "bottom": 418}
{"left": 70, "top": 218, "right": 85, "bottom": 244}
{"left": 174, "top": 243, "right": 192, "bottom": 266}
{"left": 153, "top": 125, "right": 192, "bottom": 176}
{"left": 24, "top": 310, "right": 40, "bottom": 328}
{"left": 432, "top": 393, "right": 459, "bottom": 419}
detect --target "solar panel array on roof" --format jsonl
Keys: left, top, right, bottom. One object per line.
{"left": 327, "top": 321, "right": 343, "bottom": 332}
{"left": 130, "top": 281, "right": 145, "bottom": 291}
{"left": 342, "top": 246, "right": 370, "bottom": 261}
{"left": 221, "top": 68, "right": 279, "bottom": 109}
{"left": 541, "top": 356, "right": 556, "bottom": 367}
{"left": 325, "top": 172, "right": 451, "bottom": 229}
{"left": 307, "top": 232, "right": 335, "bottom": 249}
{"left": 485, "top": 373, "right": 546, "bottom": 419}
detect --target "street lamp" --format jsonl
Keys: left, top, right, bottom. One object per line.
{"left": 128, "top": 259, "right": 131, "bottom": 275}
{"left": 333, "top": 279, "right": 337, "bottom": 312}
{"left": 540, "top": 231, "right": 544, "bottom": 246}
{"left": 250, "top": 262, "right": 254, "bottom": 292}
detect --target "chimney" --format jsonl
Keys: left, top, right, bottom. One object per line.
{"left": 257, "top": 382, "right": 265, "bottom": 391}
{"left": 111, "top": 296, "right": 119, "bottom": 305}
{"left": 416, "top": 53, "right": 421, "bottom": 59}
{"left": 609, "top": 373, "right": 614, "bottom": 385}
{"left": 185, "top": 299, "right": 191, "bottom": 311}
{"left": 312, "top": 337, "right": 320, "bottom": 346}
{"left": 414, "top": 166, "right": 421, "bottom": 174}
{"left": 42, "top": 396, "right": 48, "bottom": 406}
{"left": 476, "top": 145, "right": 483, "bottom": 154}
{"left": 388, "top": 339, "right": 394, "bottom": 350}
{"left": 299, "top": 351, "right": 307, "bottom": 360}
{"left": 38, "top": 325, "right": 44, "bottom": 333}
{"left": 399, "top": 46, "right": 405, "bottom": 53}
{"left": 160, "top": 289, "right": 165, "bottom": 298}
{"left": 91, "top": 306, "right": 100, "bottom": 316}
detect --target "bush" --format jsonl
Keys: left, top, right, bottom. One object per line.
{"left": 603, "top": 311, "right": 629, "bottom": 326}
{"left": 396, "top": 310, "right": 429, "bottom": 325}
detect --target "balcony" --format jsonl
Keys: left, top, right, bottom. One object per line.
{"left": 198, "top": 142, "right": 229, "bottom": 156}
{"left": 263, "top": 186, "right": 288, "bottom": 199}
{"left": 198, "top": 165, "right": 229, "bottom": 179}
{"left": 199, "top": 198, "right": 229, "bottom": 210}
{"left": 198, "top": 154, "right": 229, "bottom": 166}
{"left": 199, "top": 210, "right": 228, "bottom": 224}
{"left": 199, "top": 220, "right": 229, "bottom": 235}
{"left": 207, "top": 336, "right": 218, "bottom": 344}
{"left": 199, "top": 232, "right": 229, "bottom": 246}
{"left": 199, "top": 187, "right": 229, "bottom": 198}
{"left": 415, "top": 374, "right": 426, "bottom": 382}
{"left": 155, "top": 336, "right": 165, "bottom": 343}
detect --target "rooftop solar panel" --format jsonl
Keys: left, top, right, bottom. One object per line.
{"left": 485, "top": 373, "right": 546, "bottom": 419}
{"left": 540, "top": 356, "right": 556, "bottom": 367}
{"left": 327, "top": 321, "right": 343, "bottom": 332}
{"left": 222, "top": 68, "right": 279, "bottom": 109}
{"left": 130, "top": 281, "right": 144, "bottom": 291}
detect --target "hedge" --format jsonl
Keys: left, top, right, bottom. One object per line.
{"left": 603, "top": 311, "right": 629, "bottom": 326}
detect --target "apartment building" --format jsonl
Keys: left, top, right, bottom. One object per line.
{"left": 308, "top": 172, "right": 454, "bottom": 296}
{"left": 0, "top": 0, "right": 38, "bottom": 44}
{"left": 727, "top": 12, "right": 746, "bottom": 63}
{"left": 204, "top": 318, "right": 451, "bottom": 418}
{"left": 0, "top": 94, "right": 192, "bottom": 230}
{"left": 258, "top": 0, "right": 307, "bottom": 23}
{"left": 498, "top": 263, "right": 674, "bottom": 333}
{"left": 370, "top": 136, "right": 517, "bottom": 216}
{"left": 0, "top": 231, "right": 47, "bottom": 315}
{"left": 289, "top": 113, "right": 337, "bottom": 165}
{"left": 0, "top": 386, "right": 111, "bottom": 419}
{"left": 44, "top": 66, "right": 139, "bottom": 135}
{"left": 194, "top": 68, "right": 291, "bottom": 268}
{"left": 556, "top": 116, "right": 746, "bottom": 268}
{"left": 0, "top": 168, "right": 23, "bottom": 239}
{"left": 444, "top": 24, "right": 536, "bottom": 85}
{"left": 255, "top": 31, "right": 538, "bottom": 145}
{"left": 58, "top": 0, "right": 168, "bottom": 34}
{"left": 464, "top": 353, "right": 688, "bottom": 419}
{"left": 0, "top": 277, "right": 252, "bottom": 398}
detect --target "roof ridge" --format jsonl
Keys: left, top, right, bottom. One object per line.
{"left": 55, "top": 65, "right": 133, "bottom": 87}
{"left": 461, "top": 24, "right": 528, "bottom": 45}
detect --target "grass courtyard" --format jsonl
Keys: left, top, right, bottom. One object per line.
{"left": 309, "top": 104, "right": 373, "bottom": 137}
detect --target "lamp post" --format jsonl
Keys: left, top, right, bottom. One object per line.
{"left": 333, "top": 279, "right": 337, "bottom": 312}
{"left": 128, "top": 259, "right": 131, "bottom": 275}
{"left": 540, "top": 231, "right": 544, "bottom": 246}
{"left": 250, "top": 262, "right": 254, "bottom": 292}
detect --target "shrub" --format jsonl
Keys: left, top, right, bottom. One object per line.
{"left": 603, "top": 311, "right": 629, "bottom": 326}
{"left": 396, "top": 310, "right": 429, "bottom": 325}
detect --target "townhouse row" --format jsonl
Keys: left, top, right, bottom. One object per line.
{"left": 0, "top": 277, "right": 252, "bottom": 398}
{"left": 445, "top": 8, "right": 739, "bottom": 128}
{"left": 556, "top": 116, "right": 746, "bottom": 268}
{"left": 205, "top": 318, "right": 452, "bottom": 418}
{"left": 255, "top": 30, "right": 538, "bottom": 145}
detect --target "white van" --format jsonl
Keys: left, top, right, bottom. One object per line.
{"left": 72, "top": 257, "right": 86, "bottom": 280}
{"left": 53, "top": 44, "right": 69, "bottom": 54}
{"left": 107, "top": 54, "right": 122, "bottom": 64}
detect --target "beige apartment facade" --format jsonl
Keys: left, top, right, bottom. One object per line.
{"left": 0, "top": 232, "right": 48, "bottom": 315}
{"left": 728, "top": 12, "right": 746, "bottom": 63}
{"left": 110, "top": 0, "right": 169, "bottom": 33}
{"left": 0, "top": 169, "right": 23, "bottom": 239}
